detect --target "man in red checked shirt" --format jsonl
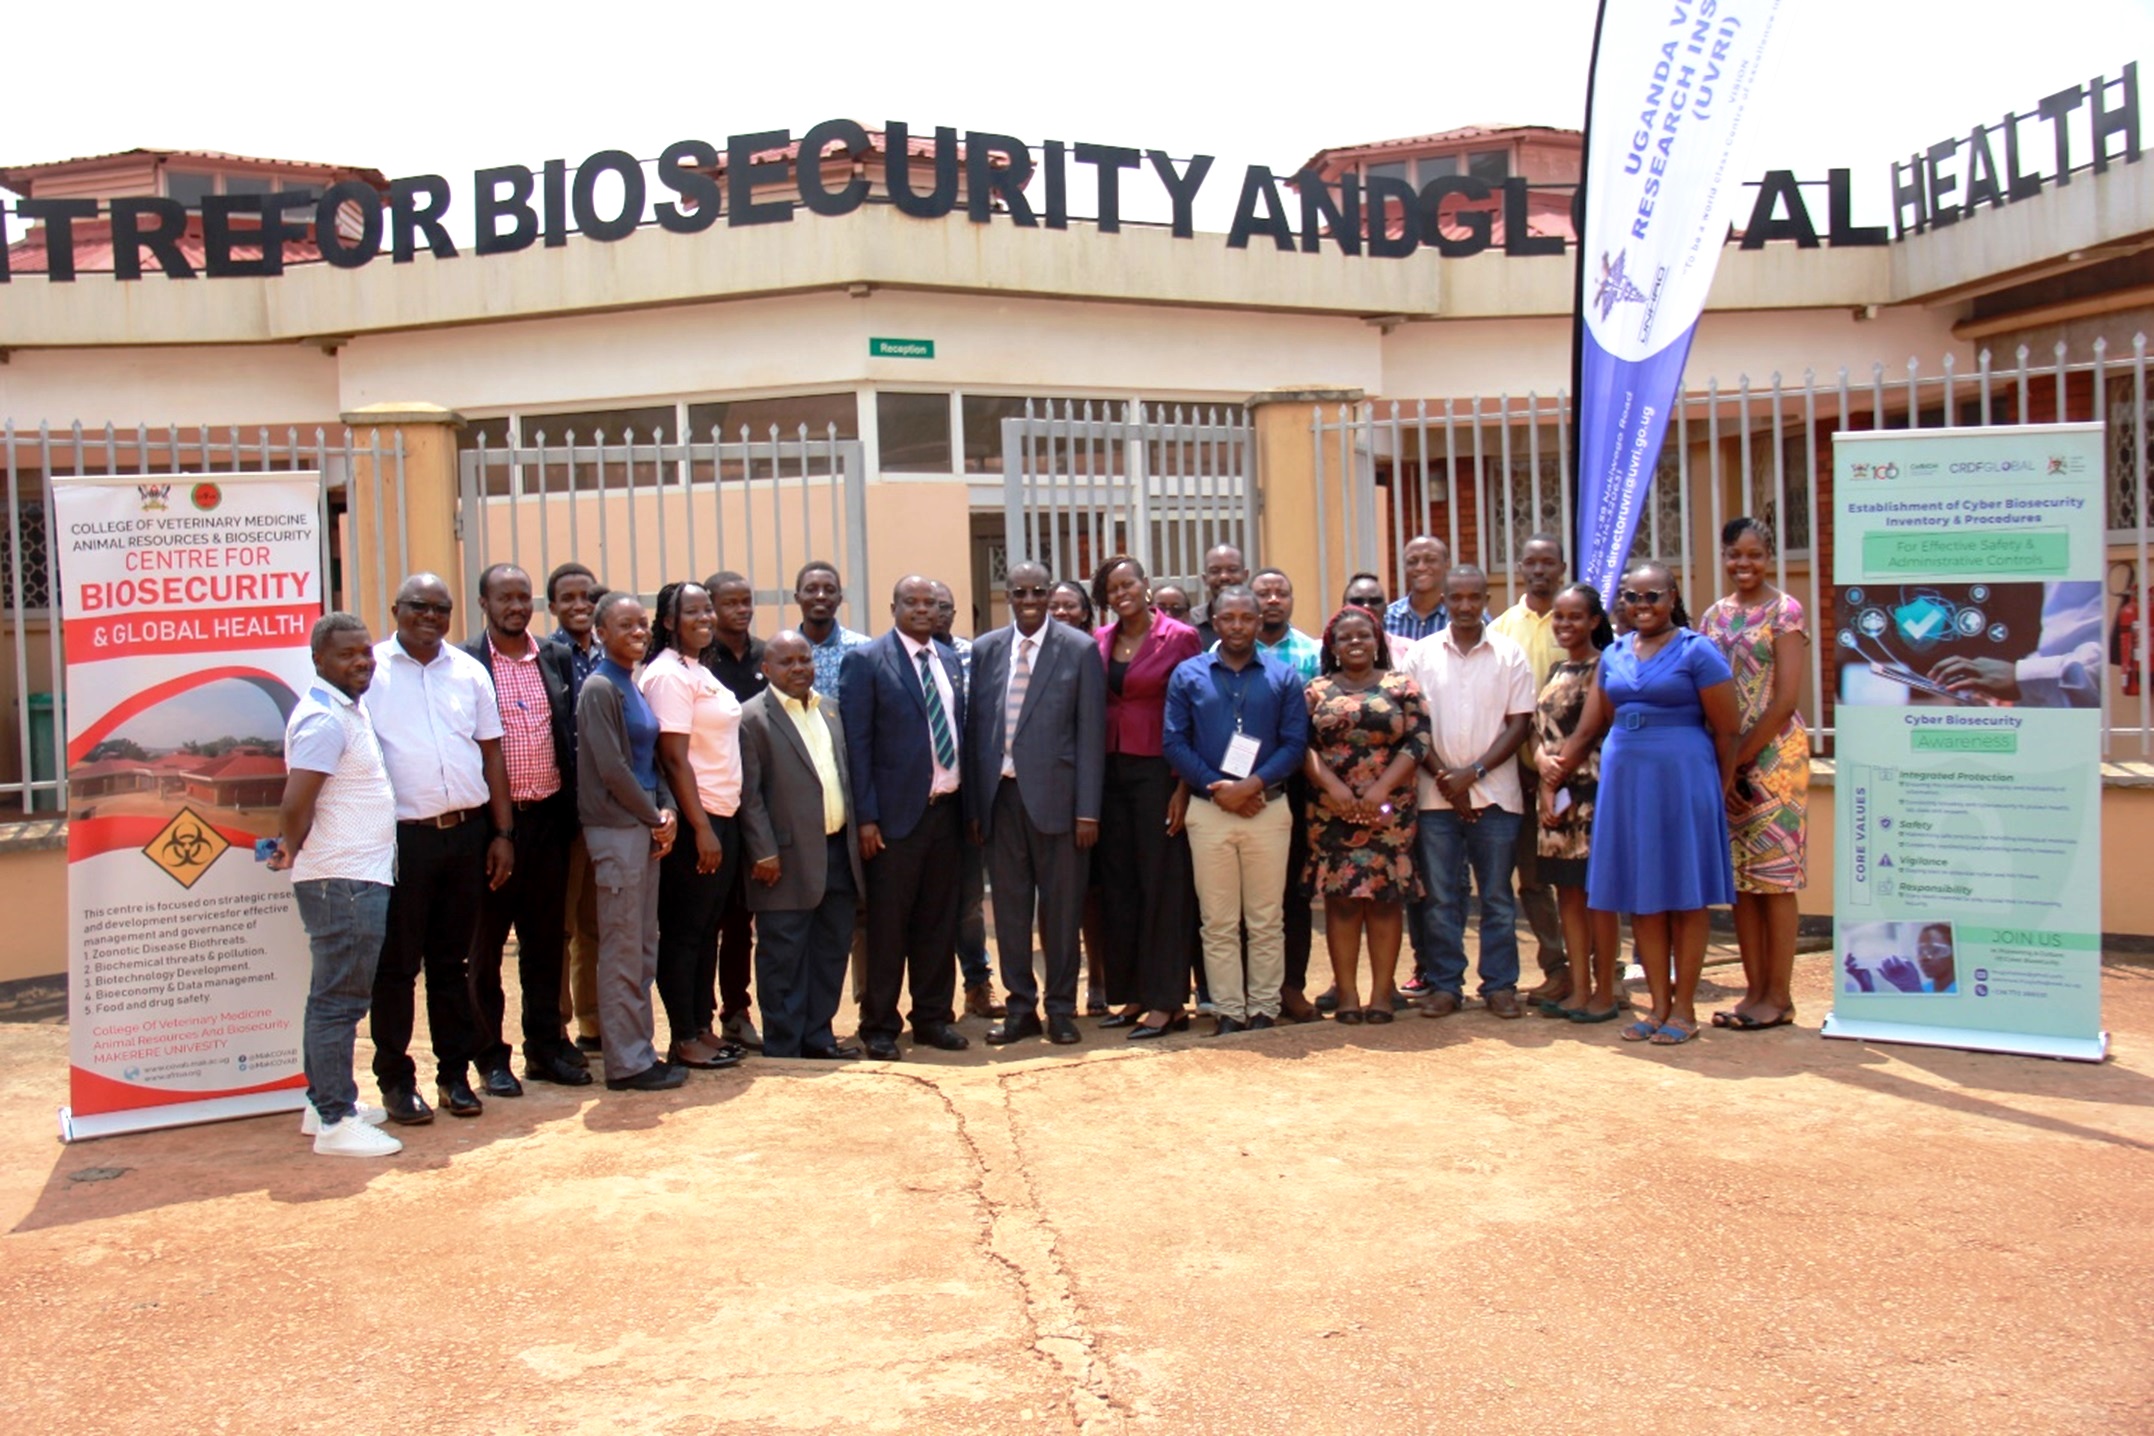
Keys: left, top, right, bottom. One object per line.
{"left": 464, "top": 563, "right": 593, "bottom": 1093}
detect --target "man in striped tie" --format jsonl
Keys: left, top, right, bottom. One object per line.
{"left": 839, "top": 575, "right": 972, "bottom": 1060}
{"left": 966, "top": 561, "right": 1107, "bottom": 1047}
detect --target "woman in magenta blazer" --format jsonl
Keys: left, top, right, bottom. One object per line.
{"left": 1092, "top": 554, "right": 1203, "bottom": 1038}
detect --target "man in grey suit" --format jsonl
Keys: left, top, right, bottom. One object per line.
{"left": 737, "top": 631, "right": 866, "bottom": 1061}
{"left": 965, "top": 561, "right": 1107, "bottom": 1046}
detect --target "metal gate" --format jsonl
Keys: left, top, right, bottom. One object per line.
{"left": 458, "top": 425, "right": 871, "bottom": 630}
{"left": 1000, "top": 402, "right": 1255, "bottom": 592}
{"left": 1311, "top": 335, "right": 2153, "bottom": 754}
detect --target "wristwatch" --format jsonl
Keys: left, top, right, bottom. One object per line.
{"left": 494, "top": 828, "right": 516, "bottom": 841}
{"left": 1471, "top": 762, "right": 1487, "bottom": 780}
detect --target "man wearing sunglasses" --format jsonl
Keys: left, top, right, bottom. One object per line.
{"left": 362, "top": 573, "right": 516, "bottom": 1125}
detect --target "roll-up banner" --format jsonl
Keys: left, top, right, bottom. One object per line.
{"left": 52, "top": 472, "right": 325, "bottom": 1139}
{"left": 1824, "top": 425, "right": 2107, "bottom": 1062}
{"left": 1573, "top": 0, "right": 1786, "bottom": 596}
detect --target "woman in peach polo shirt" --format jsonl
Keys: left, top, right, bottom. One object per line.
{"left": 643, "top": 580, "right": 747, "bottom": 1071}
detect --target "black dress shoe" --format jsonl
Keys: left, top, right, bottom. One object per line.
{"left": 1128, "top": 1013, "right": 1190, "bottom": 1041}
{"left": 914, "top": 1024, "right": 971, "bottom": 1051}
{"left": 985, "top": 1013, "right": 1044, "bottom": 1045}
{"left": 1047, "top": 1015, "right": 1082, "bottom": 1045}
{"left": 478, "top": 1064, "right": 525, "bottom": 1099}
{"left": 525, "top": 1049, "right": 594, "bottom": 1086}
{"left": 559, "top": 1042, "right": 591, "bottom": 1070}
{"left": 382, "top": 1085, "right": 434, "bottom": 1125}
{"left": 1247, "top": 1014, "right": 1277, "bottom": 1030}
{"left": 863, "top": 1036, "right": 903, "bottom": 1060}
{"left": 605, "top": 1061, "right": 690, "bottom": 1092}
{"left": 574, "top": 1034, "right": 604, "bottom": 1054}
{"left": 435, "top": 1076, "right": 485, "bottom": 1117}
{"left": 1205, "top": 1017, "right": 1246, "bottom": 1037}
{"left": 802, "top": 1042, "right": 863, "bottom": 1060}
{"left": 1096, "top": 1010, "right": 1140, "bottom": 1029}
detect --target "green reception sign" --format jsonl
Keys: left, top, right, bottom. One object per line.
{"left": 869, "top": 337, "right": 935, "bottom": 359}
{"left": 1825, "top": 423, "right": 2107, "bottom": 1061}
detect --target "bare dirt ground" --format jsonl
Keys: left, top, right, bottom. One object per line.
{"left": 2, "top": 948, "right": 2150, "bottom": 1435}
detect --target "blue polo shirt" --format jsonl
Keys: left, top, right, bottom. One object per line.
{"left": 1162, "top": 648, "right": 1309, "bottom": 793}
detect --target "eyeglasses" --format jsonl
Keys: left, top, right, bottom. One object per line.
{"left": 1618, "top": 589, "right": 1669, "bottom": 606}
{"left": 398, "top": 600, "right": 453, "bottom": 616}
{"left": 1008, "top": 586, "right": 1050, "bottom": 599}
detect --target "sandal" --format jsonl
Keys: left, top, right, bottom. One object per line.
{"left": 1567, "top": 1005, "right": 1624, "bottom": 1024}
{"left": 1723, "top": 1008, "right": 1795, "bottom": 1031}
{"left": 1335, "top": 1008, "right": 1366, "bottom": 1025}
{"left": 1362, "top": 1006, "right": 1394, "bottom": 1025}
{"left": 1650, "top": 1018, "right": 1700, "bottom": 1046}
{"left": 1619, "top": 1018, "right": 1662, "bottom": 1042}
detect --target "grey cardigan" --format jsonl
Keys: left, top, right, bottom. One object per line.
{"left": 576, "top": 667, "right": 671, "bottom": 830}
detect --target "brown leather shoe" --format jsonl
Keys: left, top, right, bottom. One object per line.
{"left": 1486, "top": 989, "right": 1526, "bottom": 1020}
{"left": 965, "top": 983, "right": 1007, "bottom": 1019}
{"left": 1417, "top": 991, "right": 1463, "bottom": 1019}
{"left": 1279, "top": 990, "right": 1321, "bottom": 1024}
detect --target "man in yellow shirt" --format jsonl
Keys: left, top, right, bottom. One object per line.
{"left": 1487, "top": 534, "right": 1571, "bottom": 1004}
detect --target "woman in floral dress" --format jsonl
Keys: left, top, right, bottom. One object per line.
{"left": 1533, "top": 584, "right": 1623, "bottom": 1022}
{"left": 1699, "top": 517, "right": 1810, "bottom": 1031}
{"left": 1302, "top": 606, "right": 1428, "bottom": 1024}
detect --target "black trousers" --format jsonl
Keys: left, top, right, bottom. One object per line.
{"left": 717, "top": 864, "right": 755, "bottom": 1020}
{"left": 373, "top": 817, "right": 488, "bottom": 1088}
{"left": 656, "top": 809, "right": 742, "bottom": 1048}
{"left": 861, "top": 797, "right": 962, "bottom": 1040}
{"left": 987, "top": 777, "right": 1087, "bottom": 1019}
{"left": 1281, "top": 770, "right": 1313, "bottom": 993}
{"left": 1096, "top": 754, "right": 1196, "bottom": 1013}
{"left": 468, "top": 791, "right": 575, "bottom": 1069}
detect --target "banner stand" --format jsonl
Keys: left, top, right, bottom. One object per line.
{"left": 52, "top": 471, "right": 323, "bottom": 1141}
{"left": 1820, "top": 1016, "right": 2109, "bottom": 1064}
{"left": 1824, "top": 425, "right": 2107, "bottom": 1063}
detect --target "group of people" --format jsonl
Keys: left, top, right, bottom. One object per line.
{"left": 275, "top": 523, "right": 1812, "bottom": 1159}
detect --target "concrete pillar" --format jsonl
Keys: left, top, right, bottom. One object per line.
{"left": 338, "top": 402, "right": 465, "bottom": 642}
{"left": 1247, "top": 387, "right": 1362, "bottom": 612}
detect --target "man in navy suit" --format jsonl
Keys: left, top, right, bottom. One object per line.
{"left": 966, "top": 561, "right": 1106, "bottom": 1046}
{"left": 840, "top": 574, "right": 971, "bottom": 1060}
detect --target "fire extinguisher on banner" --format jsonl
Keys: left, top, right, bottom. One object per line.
{"left": 2114, "top": 563, "right": 2142, "bottom": 697}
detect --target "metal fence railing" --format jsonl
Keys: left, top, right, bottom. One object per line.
{"left": 1314, "top": 336, "right": 2152, "bottom": 755}
{"left": 1, "top": 422, "right": 373, "bottom": 814}
{"left": 1000, "top": 400, "right": 1255, "bottom": 597}
{"left": 459, "top": 427, "right": 872, "bottom": 632}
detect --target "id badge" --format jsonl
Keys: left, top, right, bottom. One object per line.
{"left": 1221, "top": 732, "right": 1261, "bottom": 779}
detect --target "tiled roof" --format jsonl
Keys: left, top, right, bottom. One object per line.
{"left": 0, "top": 148, "right": 387, "bottom": 191}
{"left": 6, "top": 233, "right": 327, "bottom": 275}
{"left": 1294, "top": 123, "right": 1581, "bottom": 176}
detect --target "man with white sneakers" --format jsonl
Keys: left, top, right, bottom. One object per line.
{"left": 271, "top": 612, "right": 403, "bottom": 1158}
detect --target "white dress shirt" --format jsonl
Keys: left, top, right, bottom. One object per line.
{"left": 897, "top": 630, "right": 961, "bottom": 797}
{"left": 362, "top": 635, "right": 504, "bottom": 822}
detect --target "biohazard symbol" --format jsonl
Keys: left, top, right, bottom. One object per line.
{"left": 144, "top": 806, "right": 231, "bottom": 889}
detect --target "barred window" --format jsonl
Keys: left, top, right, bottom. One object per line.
{"left": 1, "top": 475, "right": 52, "bottom": 612}
{"left": 2107, "top": 375, "right": 2151, "bottom": 536}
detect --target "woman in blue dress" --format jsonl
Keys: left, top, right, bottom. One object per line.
{"left": 1547, "top": 561, "right": 1739, "bottom": 1046}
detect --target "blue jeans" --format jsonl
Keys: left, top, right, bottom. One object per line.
{"left": 1415, "top": 808, "right": 1522, "bottom": 997}
{"left": 294, "top": 877, "right": 391, "bottom": 1125}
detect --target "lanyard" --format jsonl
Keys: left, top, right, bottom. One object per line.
{"left": 1210, "top": 660, "right": 1258, "bottom": 734}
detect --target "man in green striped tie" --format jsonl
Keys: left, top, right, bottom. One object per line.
{"left": 839, "top": 575, "right": 973, "bottom": 1061}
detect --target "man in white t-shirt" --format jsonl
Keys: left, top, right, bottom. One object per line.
{"left": 271, "top": 614, "right": 403, "bottom": 1158}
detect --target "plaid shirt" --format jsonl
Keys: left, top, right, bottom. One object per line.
{"left": 810, "top": 623, "right": 871, "bottom": 701}
{"left": 489, "top": 635, "right": 562, "bottom": 802}
{"left": 1383, "top": 595, "right": 1449, "bottom": 642}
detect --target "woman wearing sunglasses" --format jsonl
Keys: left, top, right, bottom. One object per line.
{"left": 1547, "top": 562, "right": 1738, "bottom": 1045}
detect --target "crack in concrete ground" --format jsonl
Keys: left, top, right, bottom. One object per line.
{"left": 842, "top": 1064, "right": 1131, "bottom": 1433}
